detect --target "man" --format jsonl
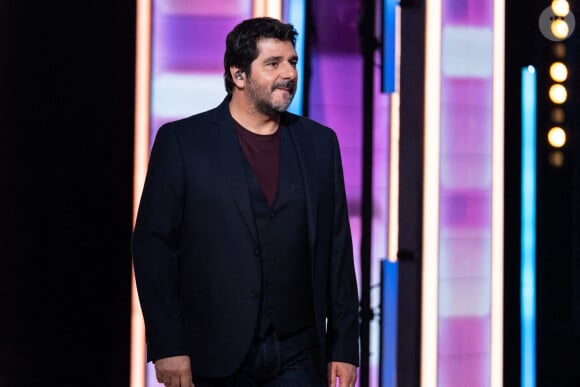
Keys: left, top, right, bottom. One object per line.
{"left": 132, "top": 17, "right": 359, "bottom": 387}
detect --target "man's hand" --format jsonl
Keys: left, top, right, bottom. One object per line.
{"left": 327, "top": 361, "right": 357, "bottom": 387}
{"left": 154, "top": 355, "right": 194, "bottom": 387}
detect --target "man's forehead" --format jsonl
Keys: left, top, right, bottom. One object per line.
{"left": 256, "top": 38, "right": 297, "bottom": 56}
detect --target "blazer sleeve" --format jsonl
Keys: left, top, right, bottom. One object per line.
{"left": 326, "top": 132, "right": 360, "bottom": 366}
{"left": 131, "top": 124, "right": 189, "bottom": 362}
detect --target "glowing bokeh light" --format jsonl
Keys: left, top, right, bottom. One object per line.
{"left": 550, "top": 107, "right": 565, "bottom": 123}
{"left": 552, "top": 0, "right": 570, "bottom": 17}
{"left": 551, "top": 19, "right": 570, "bottom": 39}
{"left": 549, "top": 62, "right": 568, "bottom": 82}
{"left": 547, "top": 126, "right": 566, "bottom": 148}
{"left": 549, "top": 84, "right": 567, "bottom": 104}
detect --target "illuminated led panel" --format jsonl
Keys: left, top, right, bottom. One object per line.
{"left": 422, "top": 0, "right": 504, "bottom": 386}
{"left": 438, "top": 0, "right": 495, "bottom": 385}
{"left": 149, "top": 0, "right": 252, "bottom": 144}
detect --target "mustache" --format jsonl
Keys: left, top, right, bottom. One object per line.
{"left": 272, "top": 81, "right": 295, "bottom": 91}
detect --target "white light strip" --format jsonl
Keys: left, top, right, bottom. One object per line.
{"left": 388, "top": 92, "right": 400, "bottom": 262}
{"left": 253, "top": 0, "right": 282, "bottom": 19}
{"left": 491, "top": 0, "right": 505, "bottom": 385}
{"left": 131, "top": 0, "right": 151, "bottom": 386}
{"left": 421, "top": 0, "right": 442, "bottom": 386}
{"left": 388, "top": 6, "right": 401, "bottom": 263}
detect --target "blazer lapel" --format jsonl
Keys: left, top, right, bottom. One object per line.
{"left": 285, "top": 115, "right": 319, "bottom": 259}
{"left": 209, "top": 100, "right": 258, "bottom": 244}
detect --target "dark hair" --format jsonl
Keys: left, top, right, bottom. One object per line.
{"left": 224, "top": 17, "right": 297, "bottom": 95}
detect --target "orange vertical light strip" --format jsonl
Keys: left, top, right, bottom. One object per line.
{"left": 421, "top": 0, "right": 441, "bottom": 386}
{"left": 387, "top": 7, "right": 401, "bottom": 263}
{"left": 131, "top": 0, "right": 151, "bottom": 386}
{"left": 491, "top": 0, "right": 505, "bottom": 385}
{"left": 253, "top": 0, "right": 266, "bottom": 16}
{"left": 253, "top": 0, "right": 282, "bottom": 19}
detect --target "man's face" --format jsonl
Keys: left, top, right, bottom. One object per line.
{"left": 245, "top": 38, "right": 298, "bottom": 115}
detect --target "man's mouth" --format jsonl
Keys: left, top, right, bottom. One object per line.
{"left": 273, "top": 82, "right": 295, "bottom": 93}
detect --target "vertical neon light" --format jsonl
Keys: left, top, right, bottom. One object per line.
{"left": 521, "top": 66, "right": 537, "bottom": 387}
{"left": 388, "top": 92, "right": 400, "bottom": 262}
{"left": 380, "top": 260, "right": 398, "bottom": 387}
{"left": 491, "top": 0, "right": 505, "bottom": 384}
{"left": 284, "top": 0, "right": 306, "bottom": 115}
{"left": 253, "top": 0, "right": 282, "bottom": 19}
{"left": 422, "top": 0, "right": 441, "bottom": 385}
{"left": 382, "top": 0, "right": 396, "bottom": 92}
{"left": 132, "top": 0, "right": 151, "bottom": 386}
{"left": 383, "top": 11, "right": 400, "bottom": 381}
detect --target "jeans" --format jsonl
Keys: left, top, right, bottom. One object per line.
{"left": 193, "top": 326, "right": 325, "bottom": 387}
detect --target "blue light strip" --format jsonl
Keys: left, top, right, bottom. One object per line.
{"left": 380, "top": 259, "right": 398, "bottom": 387}
{"left": 285, "top": 0, "right": 306, "bottom": 115}
{"left": 521, "top": 66, "right": 537, "bottom": 387}
{"left": 382, "top": 0, "right": 396, "bottom": 93}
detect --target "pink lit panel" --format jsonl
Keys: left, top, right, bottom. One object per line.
{"left": 438, "top": 0, "right": 495, "bottom": 385}
{"left": 157, "top": 0, "right": 251, "bottom": 15}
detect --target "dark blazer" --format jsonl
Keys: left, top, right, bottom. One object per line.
{"left": 132, "top": 98, "right": 359, "bottom": 377}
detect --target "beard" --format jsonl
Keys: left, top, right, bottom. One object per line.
{"left": 246, "top": 77, "right": 296, "bottom": 116}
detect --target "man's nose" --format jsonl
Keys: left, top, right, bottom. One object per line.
{"left": 281, "top": 62, "right": 297, "bottom": 79}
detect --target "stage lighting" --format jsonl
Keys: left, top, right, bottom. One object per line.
{"left": 549, "top": 61, "right": 568, "bottom": 82}
{"left": 550, "top": 107, "right": 565, "bottom": 123}
{"left": 547, "top": 126, "right": 567, "bottom": 148}
{"left": 552, "top": 0, "right": 570, "bottom": 17}
{"left": 549, "top": 150, "right": 565, "bottom": 167}
{"left": 553, "top": 42, "right": 567, "bottom": 58}
{"left": 549, "top": 83, "right": 567, "bottom": 104}
{"left": 551, "top": 18, "right": 570, "bottom": 39}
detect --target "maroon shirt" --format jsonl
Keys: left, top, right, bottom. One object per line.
{"left": 235, "top": 121, "right": 280, "bottom": 207}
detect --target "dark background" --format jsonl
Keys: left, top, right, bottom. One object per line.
{"left": 505, "top": 0, "right": 580, "bottom": 386}
{"left": 0, "top": 1, "right": 579, "bottom": 386}
{"left": 0, "top": 2, "right": 135, "bottom": 386}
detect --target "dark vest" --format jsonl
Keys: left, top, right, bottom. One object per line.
{"left": 241, "top": 126, "right": 315, "bottom": 338}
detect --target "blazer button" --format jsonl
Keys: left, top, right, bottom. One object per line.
{"left": 253, "top": 248, "right": 261, "bottom": 257}
{"left": 249, "top": 290, "right": 258, "bottom": 298}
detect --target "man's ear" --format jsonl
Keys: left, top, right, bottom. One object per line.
{"left": 231, "top": 67, "right": 245, "bottom": 87}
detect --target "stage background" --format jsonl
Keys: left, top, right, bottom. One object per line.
{"left": 1, "top": 1, "right": 579, "bottom": 386}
